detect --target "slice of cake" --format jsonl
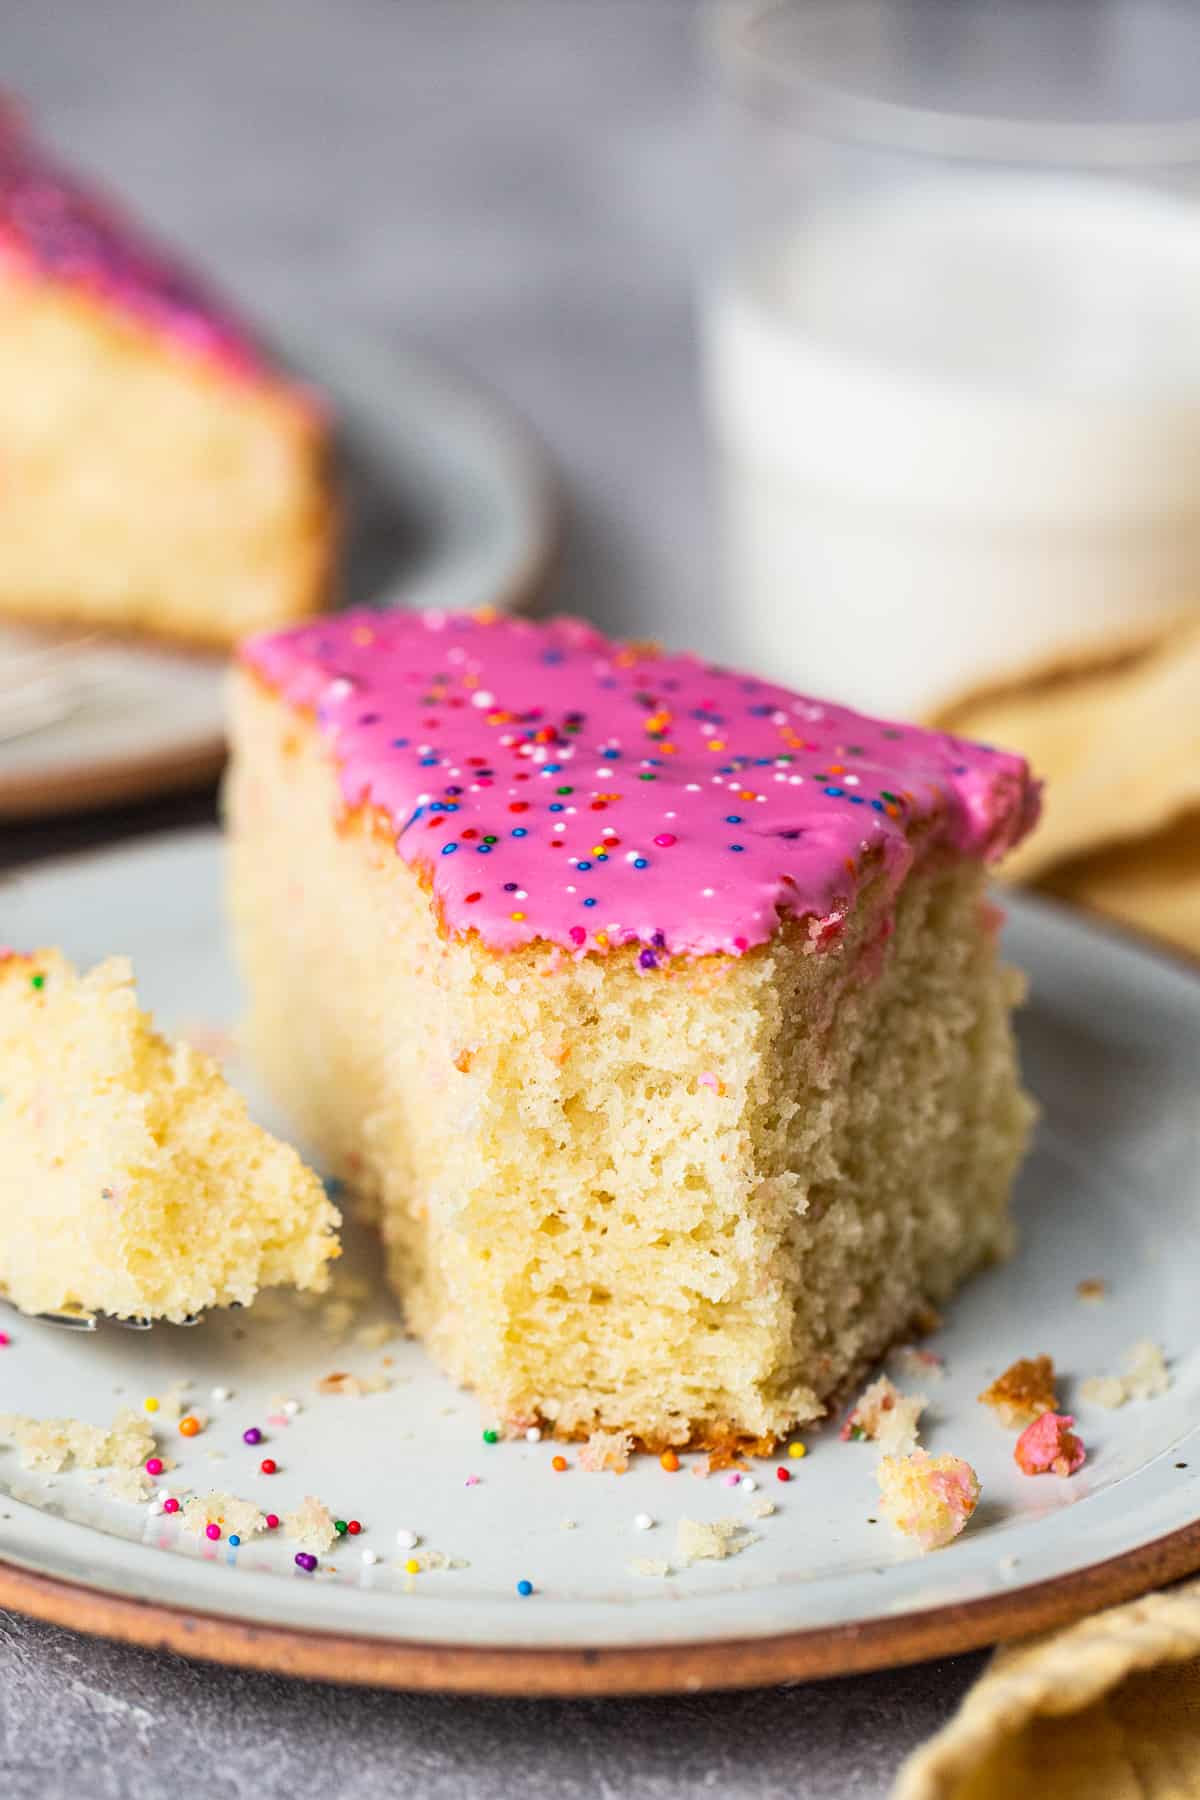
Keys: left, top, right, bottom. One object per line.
{"left": 0, "top": 949, "right": 339, "bottom": 1322}
{"left": 227, "top": 609, "right": 1039, "bottom": 1449}
{"left": 0, "top": 103, "right": 334, "bottom": 645}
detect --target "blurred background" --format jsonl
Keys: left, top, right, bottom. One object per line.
{"left": 2, "top": 0, "right": 1198, "bottom": 957}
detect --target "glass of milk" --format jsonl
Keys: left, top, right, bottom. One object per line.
{"left": 705, "top": 0, "right": 1200, "bottom": 717}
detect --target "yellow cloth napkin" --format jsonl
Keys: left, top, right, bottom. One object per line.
{"left": 931, "top": 623, "right": 1200, "bottom": 959}
{"left": 1040, "top": 812, "right": 1200, "bottom": 959}
{"left": 895, "top": 1580, "right": 1200, "bottom": 1800}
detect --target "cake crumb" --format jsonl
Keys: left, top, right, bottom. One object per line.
{"left": 1079, "top": 1375, "right": 1126, "bottom": 1410}
{"left": 106, "top": 1467, "right": 155, "bottom": 1503}
{"left": 1076, "top": 1277, "right": 1107, "bottom": 1303}
{"left": 706, "top": 1435, "right": 773, "bottom": 1474}
{"left": 841, "top": 1375, "right": 925, "bottom": 1454}
{"left": 155, "top": 1383, "right": 192, "bottom": 1426}
{"left": 748, "top": 1497, "right": 776, "bottom": 1520}
{"left": 284, "top": 1494, "right": 338, "bottom": 1553}
{"left": 876, "top": 1451, "right": 980, "bottom": 1552}
{"left": 629, "top": 1558, "right": 672, "bottom": 1578}
{"left": 1081, "top": 1340, "right": 1169, "bottom": 1409}
{"left": 1123, "top": 1340, "right": 1170, "bottom": 1400}
{"left": 891, "top": 1345, "right": 946, "bottom": 1382}
{"left": 675, "top": 1516, "right": 757, "bottom": 1565}
{"left": 0, "top": 1406, "right": 155, "bottom": 1474}
{"left": 315, "top": 1369, "right": 391, "bottom": 1397}
{"left": 978, "top": 1355, "right": 1058, "bottom": 1429}
{"left": 577, "top": 1428, "right": 632, "bottom": 1474}
{"left": 1014, "top": 1411, "right": 1086, "bottom": 1478}
{"left": 182, "top": 1491, "right": 267, "bottom": 1539}
{"left": 413, "top": 1548, "right": 467, "bottom": 1572}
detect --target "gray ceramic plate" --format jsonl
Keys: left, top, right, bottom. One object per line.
{"left": 0, "top": 332, "right": 557, "bottom": 820}
{"left": 0, "top": 831, "right": 1197, "bottom": 1694}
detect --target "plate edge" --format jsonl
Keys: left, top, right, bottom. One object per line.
{"left": 3, "top": 1515, "right": 1200, "bottom": 1695}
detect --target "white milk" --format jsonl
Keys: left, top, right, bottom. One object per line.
{"left": 705, "top": 177, "right": 1200, "bottom": 716}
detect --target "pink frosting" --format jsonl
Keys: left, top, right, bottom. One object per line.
{"left": 241, "top": 609, "right": 1040, "bottom": 960}
{"left": 1015, "top": 1412, "right": 1086, "bottom": 1478}
{"left": 0, "top": 101, "right": 273, "bottom": 378}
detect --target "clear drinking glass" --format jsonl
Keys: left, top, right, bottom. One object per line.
{"left": 704, "top": 0, "right": 1200, "bottom": 717}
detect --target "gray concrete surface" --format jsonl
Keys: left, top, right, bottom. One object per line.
{"left": 1, "top": 1612, "right": 984, "bottom": 1800}
{"left": 2, "top": 4, "right": 986, "bottom": 1792}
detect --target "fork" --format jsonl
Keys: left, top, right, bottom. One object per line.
{"left": 0, "top": 1296, "right": 206, "bottom": 1332}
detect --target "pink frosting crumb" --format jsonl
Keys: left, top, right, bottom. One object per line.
{"left": 924, "top": 1461, "right": 980, "bottom": 1541}
{"left": 1014, "top": 1411, "right": 1086, "bottom": 1478}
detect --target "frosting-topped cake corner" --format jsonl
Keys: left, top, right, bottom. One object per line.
{"left": 240, "top": 607, "right": 1039, "bottom": 959}
{"left": 0, "top": 98, "right": 272, "bottom": 380}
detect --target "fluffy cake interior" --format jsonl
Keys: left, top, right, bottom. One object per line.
{"left": 227, "top": 673, "right": 1034, "bottom": 1447}
{"left": 0, "top": 284, "right": 331, "bottom": 645}
{"left": 0, "top": 949, "right": 340, "bottom": 1322}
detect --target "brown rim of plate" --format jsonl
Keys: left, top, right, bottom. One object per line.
{"left": 2, "top": 1514, "right": 1200, "bottom": 1696}
{"left": 0, "top": 886, "right": 1196, "bottom": 1694}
